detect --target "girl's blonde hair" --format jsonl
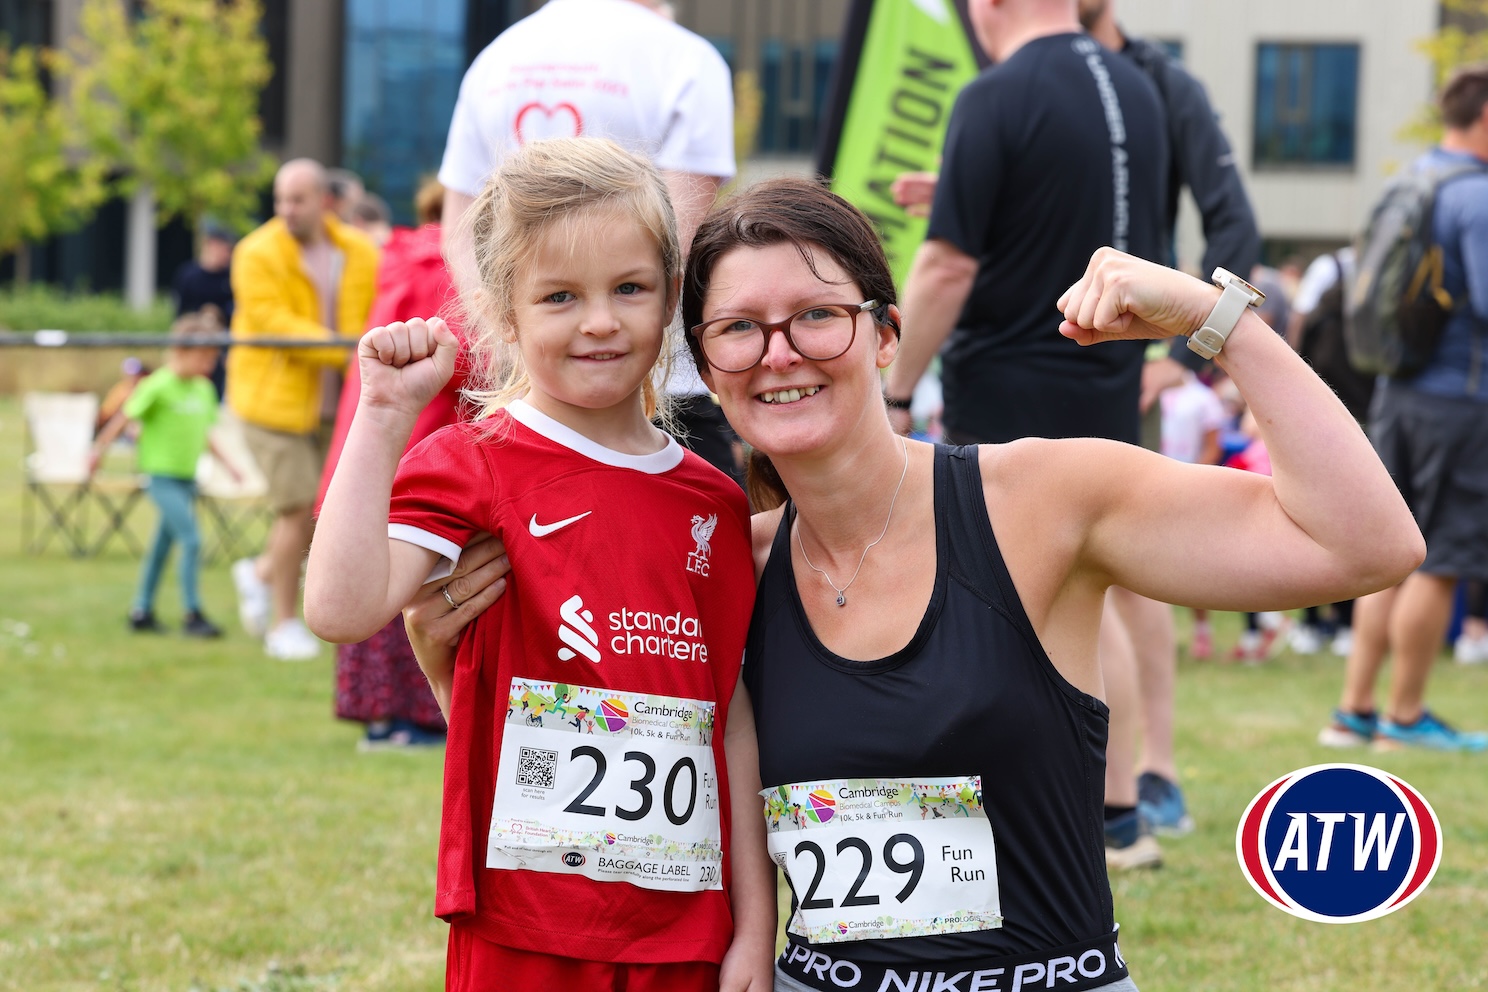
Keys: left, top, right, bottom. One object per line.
{"left": 456, "top": 137, "right": 682, "bottom": 421}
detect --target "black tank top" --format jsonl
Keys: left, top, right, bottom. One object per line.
{"left": 745, "top": 445, "right": 1115, "bottom": 963}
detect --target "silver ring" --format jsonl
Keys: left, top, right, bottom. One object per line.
{"left": 441, "top": 585, "right": 459, "bottom": 610}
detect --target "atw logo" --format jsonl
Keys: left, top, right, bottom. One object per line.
{"left": 1236, "top": 763, "right": 1441, "bottom": 923}
{"left": 557, "top": 595, "right": 600, "bottom": 663}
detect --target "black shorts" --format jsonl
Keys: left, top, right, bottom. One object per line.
{"left": 1370, "top": 381, "right": 1488, "bottom": 580}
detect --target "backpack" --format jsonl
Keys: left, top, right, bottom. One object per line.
{"left": 1299, "top": 254, "right": 1375, "bottom": 423}
{"left": 1344, "top": 160, "right": 1487, "bottom": 378}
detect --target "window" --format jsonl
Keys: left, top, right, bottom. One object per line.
{"left": 758, "top": 38, "right": 838, "bottom": 155}
{"left": 258, "top": 0, "right": 288, "bottom": 146}
{"left": 342, "top": 0, "right": 468, "bottom": 225}
{"left": 1254, "top": 42, "right": 1359, "bottom": 168}
{"left": 0, "top": 0, "right": 52, "bottom": 47}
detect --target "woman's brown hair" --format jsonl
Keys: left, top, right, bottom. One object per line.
{"left": 681, "top": 177, "right": 899, "bottom": 511}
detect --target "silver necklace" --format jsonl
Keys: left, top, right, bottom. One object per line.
{"left": 795, "top": 436, "right": 910, "bottom": 607}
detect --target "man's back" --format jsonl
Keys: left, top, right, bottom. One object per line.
{"left": 1411, "top": 146, "right": 1488, "bottom": 399}
{"left": 438, "top": 0, "right": 734, "bottom": 198}
{"left": 929, "top": 33, "right": 1167, "bottom": 444}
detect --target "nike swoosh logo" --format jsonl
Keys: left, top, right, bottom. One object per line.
{"left": 529, "top": 511, "right": 593, "bottom": 537}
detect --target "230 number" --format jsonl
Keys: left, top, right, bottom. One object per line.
{"left": 562, "top": 746, "right": 698, "bottom": 825}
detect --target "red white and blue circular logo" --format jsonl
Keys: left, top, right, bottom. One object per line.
{"left": 1236, "top": 763, "right": 1442, "bottom": 923}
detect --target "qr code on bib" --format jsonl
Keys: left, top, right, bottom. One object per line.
{"left": 516, "top": 746, "right": 558, "bottom": 789}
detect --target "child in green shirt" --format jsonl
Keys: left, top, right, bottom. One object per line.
{"left": 92, "top": 309, "right": 241, "bottom": 636}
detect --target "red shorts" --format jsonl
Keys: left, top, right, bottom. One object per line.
{"left": 446, "top": 926, "right": 721, "bottom": 992}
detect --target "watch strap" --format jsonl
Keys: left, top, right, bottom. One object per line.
{"left": 1187, "top": 282, "right": 1253, "bottom": 360}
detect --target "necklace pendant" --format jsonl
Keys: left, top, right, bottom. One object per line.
{"left": 835, "top": 592, "right": 847, "bottom": 607}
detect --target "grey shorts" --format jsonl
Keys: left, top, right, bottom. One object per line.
{"left": 1370, "top": 381, "right": 1488, "bottom": 580}
{"left": 773, "top": 966, "right": 1139, "bottom": 992}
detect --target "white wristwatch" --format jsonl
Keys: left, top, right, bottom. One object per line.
{"left": 1187, "top": 267, "right": 1265, "bottom": 360}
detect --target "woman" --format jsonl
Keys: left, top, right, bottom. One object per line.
{"left": 316, "top": 178, "right": 470, "bottom": 749}
{"left": 408, "top": 178, "right": 1422, "bottom": 990}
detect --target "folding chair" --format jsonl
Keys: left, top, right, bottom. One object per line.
{"left": 22, "top": 392, "right": 146, "bottom": 556}
{"left": 196, "top": 410, "right": 274, "bottom": 565}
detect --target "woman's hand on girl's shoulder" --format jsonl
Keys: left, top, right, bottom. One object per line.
{"left": 357, "top": 317, "right": 459, "bottom": 418}
{"left": 1057, "top": 248, "right": 1219, "bottom": 347}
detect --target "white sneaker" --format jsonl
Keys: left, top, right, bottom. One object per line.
{"left": 265, "top": 619, "right": 320, "bottom": 661}
{"left": 1257, "top": 611, "right": 1291, "bottom": 632}
{"left": 1288, "top": 624, "right": 1324, "bottom": 656}
{"left": 232, "top": 558, "right": 270, "bottom": 638}
{"left": 1330, "top": 628, "right": 1354, "bottom": 658}
{"left": 1454, "top": 633, "right": 1488, "bottom": 665}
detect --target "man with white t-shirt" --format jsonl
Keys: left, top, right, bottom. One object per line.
{"left": 439, "top": 0, "right": 742, "bottom": 481}
{"left": 1290, "top": 247, "right": 1353, "bottom": 323}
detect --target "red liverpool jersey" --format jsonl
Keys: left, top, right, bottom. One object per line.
{"left": 388, "top": 399, "right": 754, "bottom": 964}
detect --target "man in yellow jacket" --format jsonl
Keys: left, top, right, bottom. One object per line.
{"left": 227, "top": 158, "right": 378, "bottom": 660}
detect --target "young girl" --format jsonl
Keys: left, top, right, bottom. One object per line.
{"left": 1158, "top": 369, "right": 1225, "bottom": 658}
{"left": 304, "top": 138, "right": 774, "bottom": 992}
{"left": 91, "top": 308, "right": 240, "bottom": 637}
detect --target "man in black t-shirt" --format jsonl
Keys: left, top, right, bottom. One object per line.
{"left": 172, "top": 224, "right": 236, "bottom": 399}
{"left": 174, "top": 224, "right": 235, "bottom": 323}
{"left": 884, "top": 0, "right": 1171, "bottom": 875}
{"left": 884, "top": 0, "right": 1167, "bottom": 445}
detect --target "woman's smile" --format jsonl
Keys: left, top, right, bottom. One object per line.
{"left": 757, "top": 385, "right": 823, "bottom": 404}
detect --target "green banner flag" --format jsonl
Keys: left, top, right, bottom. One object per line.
{"left": 816, "top": 0, "right": 984, "bottom": 288}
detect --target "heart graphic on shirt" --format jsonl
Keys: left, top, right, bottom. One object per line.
{"left": 515, "top": 101, "right": 584, "bottom": 144}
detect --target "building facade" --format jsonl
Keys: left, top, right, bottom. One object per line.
{"left": 0, "top": 0, "right": 1461, "bottom": 288}
{"left": 1118, "top": 0, "right": 1441, "bottom": 267}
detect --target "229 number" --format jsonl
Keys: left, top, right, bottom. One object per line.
{"left": 562, "top": 745, "right": 698, "bottom": 826}
{"left": 793, "top": 834, "right": 925, "bottom": 909}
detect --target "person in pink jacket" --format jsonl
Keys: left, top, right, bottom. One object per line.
{"left": 316, "top": 179, "right": 472, "bottom": 749}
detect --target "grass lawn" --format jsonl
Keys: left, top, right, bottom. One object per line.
{"left": 2, "top": 395, "right": 1486, "bottom": 991}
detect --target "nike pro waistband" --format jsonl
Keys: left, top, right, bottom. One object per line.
{"left": 776, "top": 929, "right": 1129, "bottom": 992}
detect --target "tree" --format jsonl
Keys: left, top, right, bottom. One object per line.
{"left": 1405, "top": 0, "right": 1488, "bottom": 145}
{"left": 62, "top": 0, "right": 277, "bottom": 308}
{"left": 0, "top": 45, "right": 107, "bottom": 286}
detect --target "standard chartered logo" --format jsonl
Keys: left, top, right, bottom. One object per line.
{"left": 557, "top": 595, "right": 601, "bottom": 663}
{"left": 556, "top": 595, "right": 710, "bottom": 664}
{"left": 609, "top": 607, "right": 709, "bottom": 662}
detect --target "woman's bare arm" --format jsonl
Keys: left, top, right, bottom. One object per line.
{"left": 1016, "top": 250, "right": 1423, "bottom": 613}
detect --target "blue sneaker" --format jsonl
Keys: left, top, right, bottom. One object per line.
{"left": 1104, "top": 809, "right": 1163, "bottom": 871}
{"left": 1317, "top": 709, "right": 1377, "bottom": 748}
{"left": 1375, "top": 711, "right": 1488, "bottom": 753}
{"left": 1137, "top": 772, "right": 1194, "bottom": 836}
{"left": 358, "top": 719, "right": 446, "bottom": 752}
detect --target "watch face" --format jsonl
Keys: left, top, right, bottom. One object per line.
{"left": 1212, "top": 267, "right": 1266, "bottom": 305}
